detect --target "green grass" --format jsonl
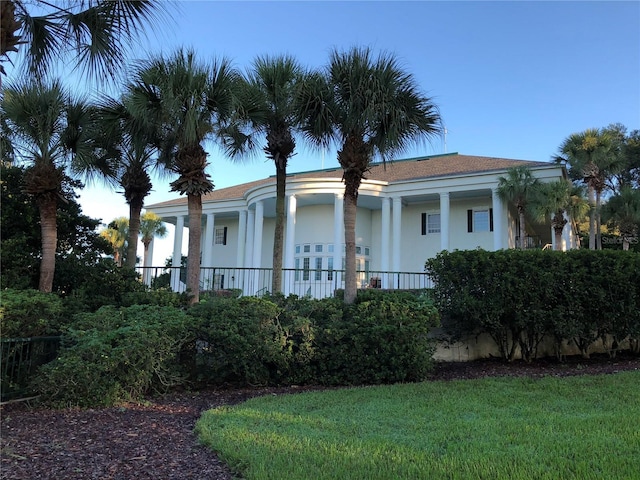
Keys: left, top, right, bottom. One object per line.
{"left": 196, "top": 372, "right": 640, "bottom": 480}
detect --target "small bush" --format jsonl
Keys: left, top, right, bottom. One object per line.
{"left": 0, "top": 289, "right": 65, "bottom": 337}
{"left": 312, "top": 291, "right": 439, "bottom": 385}
{"left": 31, "top": 305, "right": 192, "bottom": 407}
{"left": 187, "top": 297, "right": 285, "bottom": 386}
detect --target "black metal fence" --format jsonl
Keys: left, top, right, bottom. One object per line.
{"left": 1, "top": 336, "right": 61, "bottom": 402}
{"left": 136, "top": 266, "right": 433, "bottom": 298}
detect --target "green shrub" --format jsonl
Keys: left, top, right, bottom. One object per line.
{"left": 0, "top": 289, "right": 65, "bottom": 337}
{"left": 187, "top": 297, "right": 285, "bottom": 386}
{"left": 307, "top": 291, "right": 439, "bottom": 386}
{"left": 426, "top": 249, "right": 640, "bottom": 361}
{"left": 31, "top": 305, "right": 192, "bottom": 407}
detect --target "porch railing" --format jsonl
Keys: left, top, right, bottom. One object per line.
{"left": 136, "top": 266, "right": 433, "bottom": 299}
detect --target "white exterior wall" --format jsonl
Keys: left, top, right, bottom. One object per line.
{"left": 450, "top": 199, "right": 494, "bottom": 251}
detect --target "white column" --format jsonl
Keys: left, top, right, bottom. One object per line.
{"left": 236, "top": 210, "right": 247, "bottom": 267}
{"left": 244, "top": 209, "right": 255, "bottom": 268}
{"left": 243, "top": 208, "right": 255, "bottom": 295}
{"left": 203, "top": 213, "right": 215, "bottom": 267}
{"left": 282, "top": 195, "right": 297, "bottom": 296}
{"left": 170, "top": 216, "right": 184, "bottom": 292}
{"left": 285, "top": 194, "right": 297, "bottom": 269}
{"left": 562, "top": 211, "right": 572, "bottom": 250}
{"left": 333, "top": 193, "right": 344, "bottom": 288}
{"left": 253, "top": 200, "right": 264, "bottom": 268}
{"left": 380, "top": 197, "right": 391, "bottom": 288}
{"left": 392, "top": 197, "right": 402, "bottom": 273}
{"left": 439, "top": 192, "right": 450, "bottom": 251}
{"left": 143, "top": 238, "right": 155, "bottom": 286}
{"left": 492, "top": 188, "right": 503, "bottom": 250}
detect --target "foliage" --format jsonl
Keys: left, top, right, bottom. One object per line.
{"left": 186, "top": 292, "right": 439, "bottom": 387}
{"left": 0, "top": 164, "right": 120, "bottom": 296}
{"left": 196, "top": 372, "right": 640, "bottom": 480}
{"left": 186, "top": 297, "right": 284, "bottom": 386}
{"left": 0, "top": 289, "right": 65, "bottom": 338}
{"left": 31, "top": 305, "right": 192, "bottom": 408}
{"left": 125, "top": 48, "right": 241, "bottom": 304}
{"left": 311, "top": 290, "right": 439, "bottom": 385}
{"left": 497, "top": 166, "right": 540, "bottom": 249}
{"left": 299, "top": 46, "right": 442, "bottom": 303}
{"left": 99, "top": 216, "right": 129, "bottom": 266}
{"left": 3, "top": 0, "right": 165, "bottom": 83}
{"left": 426, "top": 249, "right": 640, "bottom": 361}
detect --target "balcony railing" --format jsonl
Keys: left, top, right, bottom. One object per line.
{"left": 136, "top": 266, "right": 433, "bottom": 299}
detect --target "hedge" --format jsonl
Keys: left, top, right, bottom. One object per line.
{"left": 425, "top": 249, "right": 640, "bottom": 361}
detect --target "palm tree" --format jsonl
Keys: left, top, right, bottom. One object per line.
{"left": 229, "top": 55, "right": 310, "bottom": 293}
{"left": 602, "top": 186, "right": 640, "bottom": 251}
{"left": 1, "top": 0, "right": 165, "bottom": 81}
{"left": 299, "top": 47, "right": 443, "bottom": 304}
{"left": 126, "top": 49, "right": 240, "bottom": 304}
{"left": 139, "top": 211, "right": 167, "bottom": 269}
{"left": 1, "top": 79, "right": 104, "bottom": 292}
{"left": 555, "top": 128, "right": 620, "bottom": 249}
{"left": 96, "top": 95, "right": 160, "bottom": 269}
{"left": 531, "top": 180, "right": 588, "bottom": 250}
{"left": 100, "top": 217, "right": 129, "bottom": 266}
{"left": 497, "top": 166, "right": 540, "bottom": 249}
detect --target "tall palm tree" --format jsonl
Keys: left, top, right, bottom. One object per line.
{"left": 126, "top": 49, "right": 240, "bottom": 304}
{"left": 555, "top": 128, "right": 620, "bottom": 250}
{"left": 229, "top": 55, "right": 310, "bottom": 293}
{"left": 299, "top": 47, "right": 443, "bottom": 304}
{"left": 96, "top": 95, "right": 160, "bottom": 269}
{"left": 1, "top": 79, "right": 104, "bottom": 291}
{"left": 531, "top": 180, "right": 588, "bottom": 250}
{"left": 100, "top": 217, "right": 129, "bottom": 266}
{"left": 496, "top": 166, "right": 540, "bottom": 249}
{"left": 1, "top": 0, "right": 165, "bottom": 81}
{"left": 602, "top": 186, "right": 640, "bottom": 251}
{"left": 139, "top": 211, "right": 167, "bottom": 269}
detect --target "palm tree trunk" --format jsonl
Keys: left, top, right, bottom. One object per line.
{"left": 38, "top": 196, "right": 58, "bottom": 292}
{"left": 595, "top": 190, "right": 602, "bottom": 250}
{"left": 343, "top": 172, "right": 360, "bottom": 304}
{"left": 186, "top": 193, "right": 202, "bottom": 304}
{"left": 518, "top": 208, "right": 526, "bottom": 250}
{"left": 588, "top": 183, "right": 596, "bottom": 250}
{"left": 125, "top": 200, "right": 143, "bottom": 269}
{"left": 553, "top": 211, "right": 567, "bottom": 251}
{"left": 271, "top": 161, "right": 286, "bottom": 294}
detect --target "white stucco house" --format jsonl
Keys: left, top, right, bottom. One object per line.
{"left": 145, "top": 153, "right": 577, "bottom": 297}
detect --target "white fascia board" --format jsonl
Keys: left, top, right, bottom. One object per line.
{"left": 384, "top": 164, "right": 564, "bottom": 197}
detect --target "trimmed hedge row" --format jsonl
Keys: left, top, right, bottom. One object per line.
{"left": 426, "top": 249, "right": 640, "bottom": 362}
{"left": 26, "top": 291, "right": 438, "bottom": 407}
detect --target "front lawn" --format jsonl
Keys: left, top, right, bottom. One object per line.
{"left": 196, "top": 371, "right": 640, "bottom": 480}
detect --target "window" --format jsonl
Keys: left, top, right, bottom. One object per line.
{"left": 364, "top": 247, "right": 370, "bottom": 256}
{"left": 295, "top": 245, "right": 301, "bottom": 254}
{"left": 467, "top": 209, "right": 494, "bottom": 233}
{"left": 315, "top": 257, "right": 322, "bottom": 280}
{"left": 315, "top": 244, "right": 323, "bottom": 253}
{"left": 215, "top": 227, "right": 227, "bottom": 245}
{"left": 328, "top": 244, "right": 334, "bottom": 253}
{"left": 328, "top": 257, "right": 334, "bottom": 281}
{"left": 303, "top": 257, "right": 310, "bottom": 281}
{"left": 295, "top": 258, "right": 300, "bottom": 281}
{"left": 421, "top": 213, "right": 441, "bottom": 234}
{"left": 303, "top": 244, "right": 311, "bottom": 253}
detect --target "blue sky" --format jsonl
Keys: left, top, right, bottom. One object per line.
{"left": 8, "top": 1, "right": 640, "bottom": 263}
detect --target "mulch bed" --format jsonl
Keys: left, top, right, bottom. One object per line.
{"left": 2, "top": 353, "right": 638, "bottom": 480}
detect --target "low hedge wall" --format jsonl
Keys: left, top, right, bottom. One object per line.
{"left": 426, "top": 249, "right": 640, "bottom": 362}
